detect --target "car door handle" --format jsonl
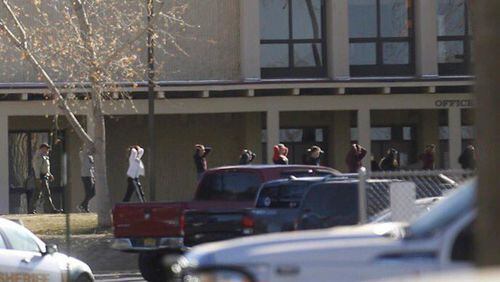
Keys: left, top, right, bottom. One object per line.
{"left": 276, "top": 265, "right": 300, "bottom": 276}
{"left": 21, "top": 258, "right": 31, "bottom": 264}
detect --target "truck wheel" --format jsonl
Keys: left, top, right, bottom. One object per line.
{"left": 138, "top": 253, "right": 167, "bottom": 282}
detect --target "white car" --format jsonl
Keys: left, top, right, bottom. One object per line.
{"left": 0, "top": 218, "right": 94, "bottom": 282}
{"left": 178, "top": 180, "right": 476, "bottom": 282}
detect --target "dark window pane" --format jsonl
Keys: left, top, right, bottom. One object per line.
{"left": 383, "top": 42, "right": 409, "bottom": 64}
{"left": 294, "top": 43, "right": 323, "bottom": 67}
{"left": 196, "top": 172, "right": 262, "bottom": 201}
{"left": 350, "top": 43, "right": 376, "bottom": 65}
{"left": 260, "top": 0, "right": 289, "bottom": 40}
{"left": 380, "top": 0, "right": 409, "bottom": 37}
{"left": 256, "top": 182, "right": 310, "bottom": 208}
{"left": 292, "top": 0, "right": 322, "bottom": 39}
{"left": 9, "top": 133, "right": 29, "bottom": 188}
{"left": 349, "top": 0, "right": 377, "bottom": 37}
{"left": 438, "top": 41, "right": 464, "bottom": 63}
{"left": 437, "top": 0, "right": 466, "bottom": 36}
{"left": 261, "top": 44, "right": 289, "bottom": 67}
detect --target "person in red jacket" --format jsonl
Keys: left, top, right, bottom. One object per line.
{"left": 420, "top": 144, "right": 436, "bottom": 170}
{"left": 273, "top": 144, "right": 289, "bottom": 165}
{"left": 345, "top": 143, "right": 367, "bottom": 173}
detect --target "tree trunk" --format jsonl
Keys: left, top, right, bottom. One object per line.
{"left": 474, "top": 0, "right": 500, "bottom": 266}
{"left": 93, "top": 112, "right": 112, "bottom": 227}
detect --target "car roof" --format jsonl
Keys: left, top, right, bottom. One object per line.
{"left": 261, "top": 176, "right": 327, "bottom": 187}
{"left": 208, "top": 164, "right": 340, "bottom": 173}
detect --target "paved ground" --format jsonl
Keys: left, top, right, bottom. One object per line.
{"left": 94, "top": 271, "right": 145, "bottom": 282}
{"left": 40, "top": 234, "right": 139, "bottom": 272}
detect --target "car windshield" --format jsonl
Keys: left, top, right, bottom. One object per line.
{"left": 0, "top": 220, "right": 44, "bottom": 253}
{"left": 195, "top": 172, "right": 262, "bottom": 201}
{"left": 406, "top": 179, "right": 476, "bottom": 239}
{"left": 256, "top": 182, "right": 311, "bottom": 208}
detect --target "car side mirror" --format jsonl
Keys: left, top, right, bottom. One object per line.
{"left": 44, "top": 244, "right": 58, "bottom": 255}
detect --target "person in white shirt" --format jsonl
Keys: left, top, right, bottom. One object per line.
{"left": 122, "top": 145, "right": 146, "bottom": 202}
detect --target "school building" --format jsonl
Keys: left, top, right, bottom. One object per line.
{"left": 0, "top": 0, "right": 474, "bottom": 214}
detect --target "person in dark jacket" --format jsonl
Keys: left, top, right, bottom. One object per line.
{"left": 419, "top": 144, "right": 436, "bottom": 170}
{"left": 273, "top": 144, "right": 289, "bottom": 165}
{"left": 239, "top": 149, "right": 256, "bottom": 165}
{"left": 303, "top": 146, "right": 324, "bottom": 166}
{"left": 379, "top": 148, "right": 399, "bottom": 171}
{"left": 458, "top": 145, "right": 476, "bottom": 170}
{"left": 345, "top": 144, "right": 367, "bottom": 173}
{"left": 194, "top": 144, "right": 212, "bottom": 180}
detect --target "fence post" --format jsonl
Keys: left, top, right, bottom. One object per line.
{"left": 358, "top": 167, "right": 368, "bottom": 224}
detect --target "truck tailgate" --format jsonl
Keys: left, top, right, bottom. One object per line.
{"left": 184, "top": 209, "right": 249, "bottom": 247}
{"left": 113, "top": 202, "right": 188, "bottom": 238}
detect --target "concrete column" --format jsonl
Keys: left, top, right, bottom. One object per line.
{"left": 448, "top": 108, "right": 462, "bottom": 169}
{"left": 415, "top": 0, "right": 439, "bottom": 77}
{"left": 331, "top": 111, "right": 351, "bottom": 172}
{"left": 242, "top": 113, "right": 263, "bottom": 163}
{"left": 417, "top": 110, "right": 440, "bottom": 167}
{"left": 266, "top": 110, "right": 280, "bottom": 164}
{"left": 357, "top": 109, "right": 371, "bottom": 171}
{"left": 0, "top": 115, "right": 9, "bottom": 214}
{"left": 326, "top": 0, "right": 350, "bottom": 80}
{"left": 240, "top": 0, "right": 261, "bottom": 80}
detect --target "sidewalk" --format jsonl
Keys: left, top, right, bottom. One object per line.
{"left": 41, "top": 234, "right": 139, "bottom": 272}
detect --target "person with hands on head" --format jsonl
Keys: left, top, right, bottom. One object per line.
{"left": 273, "top": 144, "right": 289, "bottom": 165}
{"left": 194, "top": 144, "right": 212, "bottom": 180}
{"left": 345, "top": 143, "right": 367, "bottom": 173}
{"left": 123, "top": 145, "right": 146, "bottom": 202}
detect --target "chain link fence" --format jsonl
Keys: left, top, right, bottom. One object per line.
{"left": 357, "top": 169, "right": 476, "bottom": 224}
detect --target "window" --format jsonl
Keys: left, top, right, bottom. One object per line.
{"left": 349, "top": 0, "right": 415, "bottom": 76}
{"left": 437, "top": 0, "right": 472, "bottom": 75}
{"left": 260, "top": 0, "right": 327, "bottom": 78}
{"left": 1, "top": 224, "right": 41, "bottom": 253}
{"left": 0, "top": 235, "right": 6, "bottom": 249}
{"left": 195, "top": 172, "right": 262, "bottom": 201}
{"left": 256, "top": 182, "right": 310, "bottom": 208}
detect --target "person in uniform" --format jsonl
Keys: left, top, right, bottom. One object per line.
{"left": 30, "top": 143, "right": 62, "bottom": 214}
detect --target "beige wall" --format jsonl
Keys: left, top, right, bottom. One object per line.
{"left": 0, "top": 0, "right": 240, "bottom": 83}
{"left": 105, "top": 112, "right": 261, "bottom": 204}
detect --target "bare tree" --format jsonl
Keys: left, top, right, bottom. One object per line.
{"left": 0, "top": 0, "right": 189, "bottom": 227}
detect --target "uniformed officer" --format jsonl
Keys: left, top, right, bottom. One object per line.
{"left": 29, "top": 143, "right": 63, "bottom": 214}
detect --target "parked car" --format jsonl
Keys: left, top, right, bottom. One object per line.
{"left": 178, "top": 179, "right": 476, "bottom": 282}
{"left": 111, "top": 165, "right": 339, "bottom": 281}
{"left": 184, "top": 177, "right": 399, "bottom": 246}
{"left": 369, "top": 196, "right": 443, "bottom": 223}
{"left": 0, "top": 218, "right": 94, "bottom": 282}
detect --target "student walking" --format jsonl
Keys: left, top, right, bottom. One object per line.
{"left": 303, "top": 146, "right": 324, "bottom": 166}
{"left": 194, "top": 144, "right": 212, "bottom": 180}
{"left": 419, "top": 144, "right": 436, "bottom": 170}
{"left": 78, "top": 146, "right": 95, "bottom": 212}
{"left": 29, "top": 143, "right": 62, "bottom": 214}
{"left": 273, "top": 144, "right": 289, "bottom": 165}
{"left": 122, "top": 145, "right": 146, "bottom": 202}
{"left": 380, "top": 148, "right": 400, "bottom": 171}
{"left": 459, "top": 145, "right": 477, "bottom": 170}
{"left": 345, "top": 144, "right": 367, "bottom": 173}
{"left": 239, "top": 149, "right": 256, "bottom": 165}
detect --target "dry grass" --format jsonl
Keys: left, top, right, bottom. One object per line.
{"left": 1, "top": 213, "right": 111, "bottom": 235}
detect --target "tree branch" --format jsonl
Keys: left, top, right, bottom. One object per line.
{"left": 0, "top": 0, "right": 93, "bottom": 146}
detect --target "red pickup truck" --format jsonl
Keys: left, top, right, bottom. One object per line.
{"left": 111, "top": 165, "right": 339, "bottom": 281}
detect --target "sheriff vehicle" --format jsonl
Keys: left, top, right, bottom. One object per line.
{"left": 0, "top": 218, "right": 94, "bottom": 282}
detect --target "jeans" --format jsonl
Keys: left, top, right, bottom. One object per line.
{"left": 123, "top": 177, "right": 145, "bottom": 202}
{"left": 80, "top": 177, "right": 95, "bottom": 209}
